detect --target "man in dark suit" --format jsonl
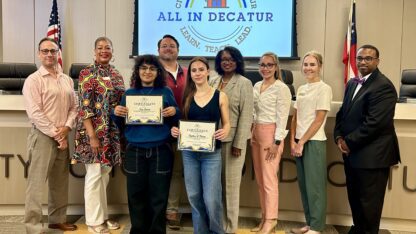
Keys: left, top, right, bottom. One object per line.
{"left": 334, "top": 44, "right": 400, "bottom": 234}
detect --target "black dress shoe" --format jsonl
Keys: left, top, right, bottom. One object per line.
{"left": 48, "top": 223, "right": 78, "bottom": 231}
{"left": 348, "top": 225, "right": 360, "bottom": 234}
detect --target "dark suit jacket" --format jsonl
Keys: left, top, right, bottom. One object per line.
{"left": 334, "top": 68, "right": 401, "bottom": 168}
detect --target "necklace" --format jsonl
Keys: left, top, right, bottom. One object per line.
{"left": 195, "top": 87, "right": 212, "bottom": 98}
{"left": 221, "top": 78, "right": 229, "bottom": 84}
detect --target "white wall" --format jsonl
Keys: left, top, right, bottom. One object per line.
{"left": 1, "top": 0, "right": 134, "bottom": 85}
{"left": 1, "top": 1, "right": 416, "bottom": 230}
{"left": 2, "top": 0, "right": 416, "bottom": 100}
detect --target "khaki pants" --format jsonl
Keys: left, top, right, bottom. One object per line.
{"left": 166, "top": 144, "right": 184, "bottom": 214}
{"left": 24, "top": 128, "right": 69, "bottom": 234}
{"left": 221, "top": 141, "right": 246, "bottom": 233}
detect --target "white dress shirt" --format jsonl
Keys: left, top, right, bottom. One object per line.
{"left": 253, "top": 80, "right": 292, "bottom": 141}
{"left": 22, "top": 66, "right": 78, "bottom": 137}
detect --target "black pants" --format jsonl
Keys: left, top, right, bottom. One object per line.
{"left": 124, "top": 143, "right": 173, "bottom": 234}
{"left": 344, "top": 162, "right": 390, "bottom": 234}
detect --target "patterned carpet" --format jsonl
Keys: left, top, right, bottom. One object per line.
{"left": 65, "top": 214, "right": 337, "bottom": 234}
{"left": 0, "top": 214, "right": 335, "bottom": 234}
{"left": 1, "top": 214, "right": 413, "bottom": 233}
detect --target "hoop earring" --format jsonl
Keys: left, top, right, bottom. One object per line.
{"left": 111, "top": 56, "right": 115, "bottom": 63}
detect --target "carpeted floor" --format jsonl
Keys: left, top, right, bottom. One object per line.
{"left": 0, "top": 214, "right": 414, "bottom": 233}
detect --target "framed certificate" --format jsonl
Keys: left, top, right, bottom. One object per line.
{"left": 178, "top": 120, "right": 216, "bottom": 152}
{"left": 125, "top": 94, "right": 163, "bottom": 125}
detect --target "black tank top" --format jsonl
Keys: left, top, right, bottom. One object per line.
{"left": 188, "top": 90, "right": 221, "bottom": 148}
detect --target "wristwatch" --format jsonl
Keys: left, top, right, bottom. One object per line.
{"left": 275, "top": 140, "right": 281, "bottom": 145}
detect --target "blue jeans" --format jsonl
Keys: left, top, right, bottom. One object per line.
{"left": 182, "top": 149, "right": 224, "bottom": 234}
{"left": 123, "top": 143, "right": 173, "bottom": 234}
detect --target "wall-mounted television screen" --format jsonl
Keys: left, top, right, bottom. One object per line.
{"left": 133, "top": 0, "right": 298, "bottom": 59}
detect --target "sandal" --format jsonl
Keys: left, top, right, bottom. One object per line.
{"left": 291, "top": 225, "right": 310, "bottom": 234}
{"left": 105, "top": 219, "right": 120, "bottom": 230}
{"left": 88, "top": 224, "right": 110, "bottom": 234}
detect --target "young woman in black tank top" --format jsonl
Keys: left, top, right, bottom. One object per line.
{"left": 171, "top": 57, "right": 230, "bottom": 234}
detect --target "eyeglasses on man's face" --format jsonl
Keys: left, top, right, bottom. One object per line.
{"left": 258, "top": 63, "right": 276, "bottom": 69}
{"left": 356, "top": 56, "right": 378, "bottom": 63}
{"left": 139, "top": 65, "right": 158, "bottom": 72}
{"left": 160, "top": 45, "right": 177, "bottom": 49}
{"left": 40, "top": 49, "right": 59, "bottom": 55}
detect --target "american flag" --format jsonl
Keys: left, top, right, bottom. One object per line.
{"left": 47, "top": 0, "right": 63, "bottom": 68}
{"left": 342, "top": 0, "right": 358, "bottom": 85}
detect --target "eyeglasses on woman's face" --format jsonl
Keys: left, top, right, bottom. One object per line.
{"left": 139, "top": 65, "right": 158, "bottom": 72}
{"left": 258, "top": 63, "right": 276, "bottom": 69}
{"left": 221, "top": 58, "right": 236, "bottom": 64}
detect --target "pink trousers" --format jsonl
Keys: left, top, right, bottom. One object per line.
{"left": 251, "top": 123, "right": 281, "bottom": 219}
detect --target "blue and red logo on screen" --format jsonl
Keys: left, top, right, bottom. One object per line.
{"left": 165, "top": 0, "right": 272, "bottom": 54}
{"left": 185, "top": 0, "right": 247, "bottom": 8}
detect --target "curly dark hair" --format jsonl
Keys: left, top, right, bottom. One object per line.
{"left": 130, "top": 54, "right": 166, "bottom": 89}
{"left": 214, "top": 46, "right": 245, "bottom": 76}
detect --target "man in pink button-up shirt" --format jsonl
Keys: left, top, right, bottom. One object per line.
{"left": 22, "top": 38, "right": 78, "bottom": 233}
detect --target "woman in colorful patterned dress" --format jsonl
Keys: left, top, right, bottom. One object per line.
{"left": 72, "top": 37, "right": 125, "bottom": 234}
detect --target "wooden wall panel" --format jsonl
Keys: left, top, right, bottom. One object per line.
{"left": 354, "top": 0, "right": 404, "bottom": 93}
{"left": 105, "top": 0, "right": 135, "bottom": 85}
{"left": 323, "top": 0, "right": 350, "bottom": 101}
{"left": 401, "top": 0, "right": 416, "bottom": 71}
{"left": 1, "top": 0, "right": 35, "bottom": 63}
{"left": 59, "top": 0, "right": 106, "bottom": 73}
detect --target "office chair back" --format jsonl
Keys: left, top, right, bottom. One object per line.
{"left": 0, "top": 63, "right": 37, "bottom": 93}
{"left": 399, "top": 69, "right": 416, "bottom": 99}
{"left": 69, "top": 63, "right": 89, "bottom": 90}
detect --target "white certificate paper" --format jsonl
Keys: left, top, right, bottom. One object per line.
{"left": 178, "top": 120, "right": 216, "bottom": 152}
{"left": 126, "top": 95, "right": 163, "bottom": 125}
